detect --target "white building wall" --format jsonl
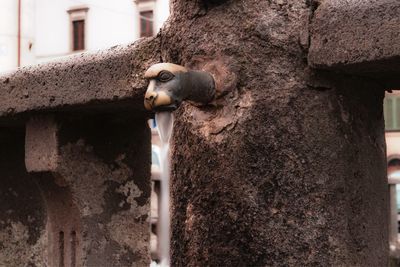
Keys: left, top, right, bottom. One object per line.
{"left": 85, "top": 0, "right": 138, "bottom": 51}
{"left": 0, "top": 0, "right": 35, "bottom": 73}
{"left": 0, "top": 0, "right": 17, "bottom": 72}
{"left": 35, "top": 0, "right": 140, "bottom": 62}
{"left": 35, "top": 0, "right": 70, "bottom": 61}
{"left": 21, "top": 0, "right": 36, "bottom": 66}
{"left": 1, "top": 0, "right": 170, "bottom": 71}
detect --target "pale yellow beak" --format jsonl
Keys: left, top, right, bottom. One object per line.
{"left": 144, "top": 80, "right": 173, "bottom": 111}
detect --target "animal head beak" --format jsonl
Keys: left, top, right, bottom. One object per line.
{"left": 144, "top": 80, "right": 175, "bottom": 111}
{"left": 144, "top": 90, "right": 157, "bottom": 111}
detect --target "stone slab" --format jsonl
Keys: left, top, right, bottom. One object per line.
{"left": 308, "top": 0, "right": 400, "bottom": 74}
{"left": 0, "top": 38, "right": 159, "bottom": 119}
{"left": 25, "top": 115, "right": 58, "bottom": 172}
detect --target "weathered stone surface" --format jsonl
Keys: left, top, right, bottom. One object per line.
{"left": 309, "top": 0, "right": 400, "bottom": 74}
{"left": 0, "top": 129, "right": 48, "bottom": 266}
{"left": 53, "top": 115, "right": 151, "bottom": 266}
{"left": 164, "top": 0, "right": 388, "bottom": 266}
{"left": 25, "top": 115, "right": 59, "bottom": 172}
{"left": 40, "top": 114, "right": 151, "bottom": 266}
{"left": 0, "top": 37, "right": 159, "bottom": 119}
{"left": 1, "top": 113, "right": 151, "bottom": 266}
{"left": 0, "top": 0, "right": 393, "bottom": 266}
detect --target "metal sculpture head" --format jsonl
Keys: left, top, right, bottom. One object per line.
{"left": 144, "top": 63, "right": 215, "bottom": 111}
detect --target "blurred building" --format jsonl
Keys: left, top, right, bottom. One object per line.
{"left": 0, "top": 0, "right": 169, "bottom": 72}
{"left": 384, "top": 91, "right": 400, "bottom": 258}
{"left": 0, "top": 0, "right": 35, "bottom": 72}
{"left": 385, "top": 91, "right": 400, "bottom": 172}
{"left": 149, "top": 119, "right": 162, "bottom": 262}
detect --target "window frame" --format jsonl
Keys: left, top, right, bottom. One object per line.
{"left": 384, "top": 94, "right": 400, "bottom": 132}
{"left": 139, "top": 10, "right": 154, "bottom": 38}
{"left": 67, "top": 6, "right": 89, "bottom": 52}
{"left": 136, "top": 1, "right": 156, "bottom": 39}
{"left": 72, "top": 20, "right": 85, "bottom": 51}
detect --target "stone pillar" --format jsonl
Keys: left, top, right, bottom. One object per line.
{"left": 164, "top": 1, "right": 388, "bottom": 266}
{"left": 23, "top": 114, "right": 151, "bottom": 266}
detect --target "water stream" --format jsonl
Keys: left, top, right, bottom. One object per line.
{"left": 155, "top": 111, "right": 174, "bottom": 267}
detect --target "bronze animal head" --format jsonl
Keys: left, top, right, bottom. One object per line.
{"left": 144, "top": 63, "right": 215, "bottom": 111}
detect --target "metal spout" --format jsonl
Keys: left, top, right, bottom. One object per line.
{"left": 144, "top": 63, "right": 215, "bottom": 111}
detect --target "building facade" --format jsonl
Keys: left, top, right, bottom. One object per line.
{"left": 0, "top": 0, "right": 169, "bottom": 72}
{"left": 384, "top": 91, "right": 400, "bottom": 262}
{"left": 0, "top": 0, "right": 36, "bottom": 72}
{"left": 385, "top": 92, "right": 400, "bottom": 172}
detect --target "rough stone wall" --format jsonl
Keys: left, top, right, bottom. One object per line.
{"left": 54, "top": 115, "right": 151, "bottom": 266}
{"left": 161, "top": 0, "right": 388, "bottom": 266}
{"left": 0, "top": 0, "right": 393, "bottom": 265}
{"left": 0, "top": 129, "right": 48, "bottom": 266}
{"left": 1, "top": 113, "right": 151, "bottom": 267}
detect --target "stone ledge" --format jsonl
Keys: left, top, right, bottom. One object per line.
{"left": 308, "top": 0, "right": 400, "bottom": 74}
{"left": 0, "top": 37, "right": 160, "bottom": 119}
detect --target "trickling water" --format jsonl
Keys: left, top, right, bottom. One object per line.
{"left": 155, "top": 112, "right": 174, "bottom": 267}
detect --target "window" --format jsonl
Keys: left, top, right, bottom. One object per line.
{"left": 140, "top": 11, "right": 154, "bottom": 37}
{"left": 72, "top": 20, "right": 85, "bottom": 51}
{"left": 384, "top": 95, "right": 400, "bottom": 131}
{"left": 67, "top": 6, "right": 88, "bottom": 52}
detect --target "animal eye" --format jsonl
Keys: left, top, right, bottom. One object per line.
{"left": 158, "top": 71, "right": 174, "bottom": 82}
